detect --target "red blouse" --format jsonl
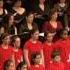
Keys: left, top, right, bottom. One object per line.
{"left": 24, "top": 40, "right": 43, "bottom": 62}
{"left": 13, "top": 49, "right": 23, "bottom": 66}
{"left": 48, "top": 61, "right": 65, "bottom": 70}
{"left": 0, "top": 45, "right": 14, "bottom": 70}
{"left": 29, "top": 65, "right": 45, "bottom": 70}
{"left": 42, "top": 21, "right": 63, "bottom": 33}
{"left": 43, "top": 42, "right": 56, "bottom": 70}
{"left": 53, "top": 38, "right": 70, "bottom": 62}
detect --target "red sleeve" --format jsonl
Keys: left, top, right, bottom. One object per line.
{"left": 38, "top": 41, "right": 43, "bottom": 49}
{"left": 23, "top": 41, "right": 30, "bottom": 50}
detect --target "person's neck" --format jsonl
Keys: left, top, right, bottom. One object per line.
{"left": 27, "top": 23, "right": 32, "bottom": 25}
{"left": 34, "top": 64, "right": 39, "bottom": 67}
{"left": 9, "top": 24, "right": 13, "bottom": 27}
{"left": 30, "top": 38, "right": 37, "bottom": 44}
{"left": 14, "top": 44, "right": 19, "bottom": 50}
{"left": 46, "top": 41, "right": 52, "bottom": 46}
{"left": 14, "top": 47, "right": 19, "bottom": 52}
{"left": 50, "top": 19, "right": 56, "bottom": 22}
{"left": 39, "top": 2, "right": 44, "bottom": 5}
{"left": 13, "top": 6, "right": 20, "bottom": 9}
{"left": 2, "top": 43, "right": 9, "bottom": 49}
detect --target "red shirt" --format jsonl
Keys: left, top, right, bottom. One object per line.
{"left": 29, "top": 65, "right": 45, "bottom": 70}
{"left": 43, "top": 42, "right": 54, "bottom": 65}
{"left": 65, "top": 62, "right": 70, "bottom": 70}
{"left": 24, "top": 40, "right": 43, "bottom": 62}
{"left": 42, "top": 21, "right": 63, "bottom": 33}
{"left": 48, "top": 61, "right": 65, "bottom": 70}
{"left": 13, "top": 49, "right": 23, "bottom": 66}
{"left": 0, "top": 45, "right": 13, "bottom": 70}
{"left": 53, "top": 38, "right": 70, "bottom": 62}
{"left": 43, "top": 42, "right": 56, "bottom": 70}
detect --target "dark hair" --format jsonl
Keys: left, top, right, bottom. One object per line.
{"left": 44, "top": 31, "right": 53, "bottom": 41}
{"left": 31, "top": 53, "right": 41, "bottom": 65}
{"left": 30, "top": 29, "right": 39, "bottom": 36}
{"left": 60, "top": 29, "right": 68, "bottom": 34}
{"left": 14, "top": 0, "right": 21, "bottom": 5}
{"left": 59, "top": 29, "right": 68, "bottom": 38}
{"left": 4, "top": 60, "right": 14, "bottom": 70}
{"left": 17, "top": 61, "right": 27, "bottom": 70}
{"left": 51, "top": 50, "right": 61, "bottom": 59}
{"left": 26, "top": 11, "right": 35, "bottom": 17}
{"left": 12, "top": 35, "right": 20, "bottom": 43}
{"left": 1, "top": 33, "right": 10, "bottom": 40}
{"left": 49, "top": 8, "right": 58, "bottom": 20}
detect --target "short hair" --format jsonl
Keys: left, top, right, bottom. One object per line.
{"left": 60, "top": 29, "right": 68, "bottom": 35}
{"left": 16, "top": 61, "right": 27, "bottom": 70}
{"left": 1, "top": 33, "right": 10, "bottom": 40}
{"left": 51, "top": 50, "right": 61, "bottom": 59}
{"left": 31, "top": 53, "right": 41, "bottom": 64}
{"left": 30, "top": 29, "right": 39, "bottom": 36}
{"left": 26, "top": 11, "right": 35, "bottom": 17}
{"left": 4, "top": 60, "right": 13, "bottom": 70}
{"left": 12, "top": 35, "right": 20, "bottom": 43}
{"left": 49, "top": 8, "right": 58, "bottom": 20}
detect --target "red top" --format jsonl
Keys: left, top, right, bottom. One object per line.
{"left": 13, "top": 49, "right": 23, "bottom": 66}
{"left": 29, "top": 65, "right": 45, "bottom": 70}
{"left": 48, "top": 61, "right": 65, "bottom": 70}
{"left": 53, "top": 38, "right": 70, "bottom": 62}
{"left": 43, "top": 42, "right": 54, "bottom": 65}
{"left": 24, "top": 40, "right": 43, "bottom": 62}
{"left": 0, "top": 45, "right": 14, "bottom": 70}
{"left": 43, "top": 42, "right": 55, "bottom": 70}
{"left": 65, "top": 62, "right": 70, "bottom": 70}
{"left": 42, "top": 21, "right": 63, "bottom": 33}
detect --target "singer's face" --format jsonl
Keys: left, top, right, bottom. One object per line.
{"left": 46, "top": 33, "right": 53, "bottom": 42}
{"left": 31, "top": 30, "right": 39, "bottom": 40}
{"left": 27, "top": 14, "right": 34, "bottom": 24}
{"left": 14, "top": 37, "right": 21, "bottom": 48}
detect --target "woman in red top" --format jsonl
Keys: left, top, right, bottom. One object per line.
{"left": 23, "top": 29, "right": 44, "bottom": 67}
{"left": 42, "top": 8, "right": 63, "bottom": 33}
{"left": 29, "top": 53, "right": 45, "bottom": 70}
{"left": 43, "top": 31, "right": 55, "bottom": 70}
{"left": 53, "top": 29, "right": 70, "bottom": 62}
{"left": 12, "top": 36, "right": 23, "bottom": 67}
{"left": 0, "top": 33, "right": 14, "bottom": 70}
